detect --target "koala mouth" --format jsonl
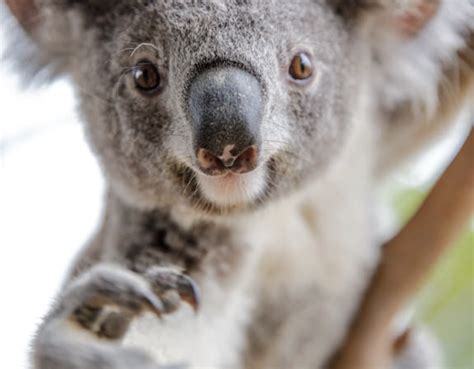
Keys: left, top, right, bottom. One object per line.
{"left": 173, "top": 159, "right": 278, "bottom": 214}
{"left": 195, "top": 167, "right": 267, "bottom": 208}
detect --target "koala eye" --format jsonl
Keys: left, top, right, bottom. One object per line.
{"left": 133, "top": 60, "right": 161, "bottom": 94}
{"left": 289, "top": 52, "right": 314, "bottom": 81}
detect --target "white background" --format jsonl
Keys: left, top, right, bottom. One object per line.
{"left": 0, "top": 10, "right": 104, "bottom": 367}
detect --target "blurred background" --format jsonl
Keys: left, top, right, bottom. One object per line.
{"left": 1, "top": 14, "right": 472, "bottom": 369}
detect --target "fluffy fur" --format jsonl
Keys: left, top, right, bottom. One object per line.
{"left": 3, "top": 0, "right": 473, "bottom": 368}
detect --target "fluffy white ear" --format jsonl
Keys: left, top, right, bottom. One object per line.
{"left": 355, "top": 0, "right": 474, "bottom": 175}
{"left": 390, "top": 0, "right": 440, "bottom": 37}
{"left": 336, "top": 0, "right": 441, "bottom": 37}
{"left": 5, "top": 0, "right": 118, "bottom": 29}
{"left": 4, "top": 0, "right": 119, "bottom": 83}
{"left": 364, "top": 1, "right": 472, "bottom": 110}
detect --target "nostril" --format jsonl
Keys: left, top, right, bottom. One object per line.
{"left": 196, "top": 145, "right": 259, "bottom": 176}
{"left": 232, "top": 145, "right": 258, "bottom": 174}
{"left": 197, "top": 148, "right": 225, "bottom": 175}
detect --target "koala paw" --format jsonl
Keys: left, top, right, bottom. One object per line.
{"left": 64, "top": 264, "right": 200, "bottom": 340}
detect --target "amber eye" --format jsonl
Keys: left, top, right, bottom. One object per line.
{"left": 133, "top": 61, "right": 161, "bottom": 93}
{"left": 289, "top": 52, "right": 314, "bottom": 81}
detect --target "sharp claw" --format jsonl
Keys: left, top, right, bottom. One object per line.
{"left": 176, "top": 275, "right": 201, "bottom": 312}
{"left": 141, "top": 291, "right": 165, "bottom": 318}
{"left": 147, "top": 268, "right": 201, "bottom": 312}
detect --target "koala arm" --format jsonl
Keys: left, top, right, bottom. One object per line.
{"left": 30, "top": 196, "right": 202, "bottom": 369}
{"left": 32, "top": 262, "right": 198, "bottom": 369}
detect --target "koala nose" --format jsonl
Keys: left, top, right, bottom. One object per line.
{"left": 187, "top": 66, "right": 262, "bottom": 176}
{"left": 196, "top": 145, "right": 258, "bottom": 176}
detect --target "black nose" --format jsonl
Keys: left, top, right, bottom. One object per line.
{"left": 187, "top": 66, "right": 262, "bottom": 176}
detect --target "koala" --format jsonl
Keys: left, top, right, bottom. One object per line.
{"left": 4, "top": 0, "right": 473, "bottom": 368}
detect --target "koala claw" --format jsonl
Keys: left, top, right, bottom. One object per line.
{"left": 146, "top": 267, "right": 201, "bottom": 313}
{"left": 66, "top": 269, "right": 164, "bottom": 339}
{"left": 32, "top": 265, "right": 199, "bottom": 369}
{"left": 65, "top": 265, "right": 199, "bottom": 340}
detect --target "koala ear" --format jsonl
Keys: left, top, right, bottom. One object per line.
{"left": 362, "top": 0, "right": 473, "bottom": 176}
{"left": 5, "top": 0, "right": 39, "bottom": 32}
{"left": 4, "top": 0, "right": 117, "bottom": 84}
{"left": 336, "top": 0, "right": 440, "bottom": 38}
{"left": 6, "top": 0, "right": 117, "bottom": 32}
{"left": 392, "top": 0, "right": 440, "bottom": 38}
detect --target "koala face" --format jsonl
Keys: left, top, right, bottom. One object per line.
{"left": 25, "top": 0, "right": 361, "bottom": 214}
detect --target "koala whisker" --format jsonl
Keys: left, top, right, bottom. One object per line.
{"left": 129, "top": 43, "right": 161, "bottom": 58}
{"left": 190, "top": 188, "right": 206, "bottom": 213}
{"left": 175, "top": 154, "right": 195, "bottom": 166}
{"left": 182, "top": 175, "right": 196, "bottom": 198}
{"left": 119, "top": 47, "right": 135, "bottom": 54}
{"left": 120, "top": 66, "right": 135, "bottom": 74}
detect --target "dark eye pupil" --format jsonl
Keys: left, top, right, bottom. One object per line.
{"left": 134, "top": 62, "right": 160, "bottom": 92}
{"left": 290, "top": 53, "right": 313, "bottom": 80}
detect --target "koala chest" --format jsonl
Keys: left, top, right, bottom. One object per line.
{"left": 118, "top": 164, "right": 378, "bottom": 368}
{"left": 242, "top": 183, "right": 380, "bottom": 366}
{"left": 116, "top": 211, "right": 259, "bottom": 368}
{"left": 122, "top": 274, "right": 254, "bottom": 368}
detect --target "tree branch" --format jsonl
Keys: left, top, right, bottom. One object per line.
{"left": 330, "top": 127, "right": 474, "bottom": 369}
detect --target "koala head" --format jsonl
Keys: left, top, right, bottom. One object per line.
{"left": 6, "top": 0, "right": 447, "bottom": 215}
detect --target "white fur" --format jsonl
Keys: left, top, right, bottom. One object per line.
{"left": 369, "top": 0, "right": 474, "bottom": 175}
{"left": 369, "top": 0, "right": 473, "bottom": 119}
{"left": 196, "top": 166, "right": 267, "bottom": 207}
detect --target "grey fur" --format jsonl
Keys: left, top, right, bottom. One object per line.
{"left": 4, "top": 0, "right": 472, "bottom": 368}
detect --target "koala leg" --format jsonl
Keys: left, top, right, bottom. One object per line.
{"left": 31, "top": 264, "right": 199, "bottom": 369}
{"left": 392, "top": 327, "right": 443, "bottom": 369}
